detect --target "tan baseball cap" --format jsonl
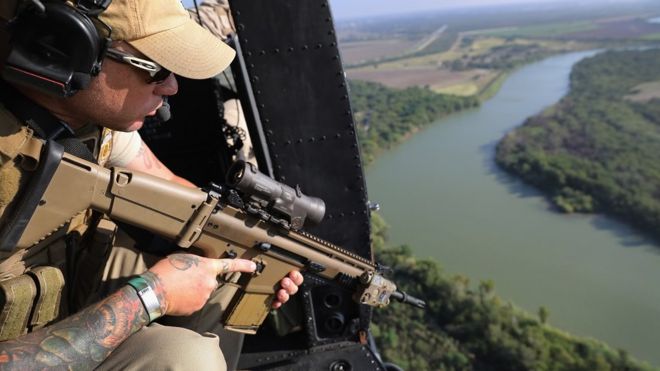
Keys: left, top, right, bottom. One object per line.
{"left": 99, "top": 0, "right": 236, "bottom": 79}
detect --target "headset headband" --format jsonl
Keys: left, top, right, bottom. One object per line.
{"left": 75, "top": 0, "right": 112, "bottom": 15}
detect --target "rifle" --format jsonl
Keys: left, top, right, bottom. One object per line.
{"left": 9, "top": 139, "right": 425, "bottom": 334}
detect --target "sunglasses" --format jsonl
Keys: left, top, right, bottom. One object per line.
{"left": 105, "top": 48, "right": 172, "bottom": 84}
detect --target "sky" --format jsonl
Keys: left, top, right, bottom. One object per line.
{"left": 182, "top": 0, "right": 644, "bottom": 21}
{"left": 327, "top": 0, "right": 636, "bottom": 20}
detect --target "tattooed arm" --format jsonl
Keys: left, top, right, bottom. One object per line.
{"left": 0, "top": 284, "right": 152, "bottom": 369}
{"left": 149, "top": 253, "right": 258, "bottom": 315}
{"left": 0, "top": 253, "right": 258, "bottom": 369}
{"left": 125, "top": 139, "right": 196, "bottom": 188}
{"left": 0, "top": 252, "right": 301, "bottom": 368}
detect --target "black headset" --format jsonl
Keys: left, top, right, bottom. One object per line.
{"left": 2, "top": 0, "right": 113, "bottom": 97}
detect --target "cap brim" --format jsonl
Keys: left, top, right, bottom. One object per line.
{"left": 128, "top": 20, "right": 235, "bottom": 80}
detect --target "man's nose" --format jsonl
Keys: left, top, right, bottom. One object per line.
{"left": 154, "top": 74, "right": 178, "bottom": 96}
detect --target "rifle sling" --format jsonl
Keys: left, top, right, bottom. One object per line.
{"left": 0, "top": 82, "right": 94, "bottom": 253}
{"left": 0, "top": 139, "right": 64, "bottom": 252}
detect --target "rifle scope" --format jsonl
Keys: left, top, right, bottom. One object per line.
{"left": 226, "top": 160, "right": 325, "bottom": 230}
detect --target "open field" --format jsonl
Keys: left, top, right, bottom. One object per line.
{"left": 642, "top": 33, "right": 660, "bottom": 41}
{"left": 473, "top": 17, "right": 660, "bottom": 41}
{"left": 475, "top": 21, "right": 598, "bottom": 38}
{"left": 339, "top": 26, "right": 449, "bottom": 66}
{"left": 625, "top": 80, "right": 660, "bottom": 102}
{"left": 349, "top": 37, "right": 576, "bottom": 70}
{"left": 346, "top": 66, "right": 498, "bottom": 95}
{"left": 341, "top": 2, "right": 660, "bottom": 99}
{"left": 346, "top": 35, "right": 582, "bottom": 97}
{"left": 567, "top": 18, "right": 660, "bottom": 40}
{"left": 340, "top": 38, "right": 420, "bottom": 66}
{"left": 365, "top": 50, "right": 453, "bottom": 69}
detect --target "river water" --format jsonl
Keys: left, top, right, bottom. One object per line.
{"left": 365, "top": 51, "right": 660, "bottom": 366}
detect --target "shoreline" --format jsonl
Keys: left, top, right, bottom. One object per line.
{"left": 494, "top": 48, "right": 660, "bottom": 247}
{"left": 364, "top": 50, "right": 660, "bottom": 365}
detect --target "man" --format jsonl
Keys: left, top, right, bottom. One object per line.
{"left": 0, "top": 0, "right": 302, "bottom": 369}
{"left": 187, "top": 0, "right": 258, "bottom": 167}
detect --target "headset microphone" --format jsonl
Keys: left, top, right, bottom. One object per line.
{"left": 156, "top": 99, "right": 171, "bottom": 122}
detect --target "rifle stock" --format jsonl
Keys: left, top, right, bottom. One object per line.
{"left": 17, "top": 141, "right": 425, "bottom": 334}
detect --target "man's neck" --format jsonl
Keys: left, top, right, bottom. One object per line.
{"left": 13, "top": 84, "right": 85, "bottom": 129}
{"left": 0, "top": 80, "right": 77, "bottom": 140}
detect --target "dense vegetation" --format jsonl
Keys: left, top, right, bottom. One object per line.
{"left": 496, "top": 49, "right": 660, "bottom": 241}
{"left": 448, "top": 40, "right": 554, "bottom": 71}
{"left": 370, "top": 214, "right": 652, "bottom": 370}
{"left": 349, "top": 80, "right": 479, "bottom": 164}
{"left": 346, "top": 47, "right": 658, "bottom": 370}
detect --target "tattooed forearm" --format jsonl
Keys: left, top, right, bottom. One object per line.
{"left": 137, "top": 143, "right": 162, "bottom": 170}
{"left": 167, "top": 254, "right": 200, "bottom": 271}
{"left": 0, "top": 285, "right": 148, "bottom": 369}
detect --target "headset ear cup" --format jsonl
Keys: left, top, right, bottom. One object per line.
{"left": 2, "top": 2, "right": 104, "bottom": 97}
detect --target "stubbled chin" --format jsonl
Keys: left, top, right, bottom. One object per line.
{"left": 115, "top": 120, "right": 145, "bottom": 132}
{"left": 129, "top": 121, "right": 145, "bottom": 131}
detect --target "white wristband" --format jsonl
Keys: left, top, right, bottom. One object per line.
{"left": 127, "top": 276, "right": 163, "bottom": 323}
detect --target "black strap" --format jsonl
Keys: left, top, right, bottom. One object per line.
{"left": 0, "top": 81, "right": 95, "bottom": 251}
{"left": 0, "top": 140, "right": 64, "bottom": 252}
{"left": 0, "top": 81, "right": 75, "bottom": 140}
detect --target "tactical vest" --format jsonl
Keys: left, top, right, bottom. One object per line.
{"left": 0, "top": 104, "right": 114, "bottom": 341}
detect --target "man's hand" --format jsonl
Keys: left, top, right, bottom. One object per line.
{"left": 148, "top": 253, "right": 257, "bottom": 316}
{"left": 273, "top": 270, "right": 304, "bottom": 309}
{"left": 148, "top": 253, "right": 304, "bottom": 315}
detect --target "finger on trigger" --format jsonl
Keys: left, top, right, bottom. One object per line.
{"left": 215, "top": 258, "right": 256, "bottom": 275}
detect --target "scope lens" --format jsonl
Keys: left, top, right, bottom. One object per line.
{"left": 227, "top": 161, "right": 246, "bottom": 185}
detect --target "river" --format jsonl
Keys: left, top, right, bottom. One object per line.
{"left": 365, "top": 51, "right": 660, "bottom": 366}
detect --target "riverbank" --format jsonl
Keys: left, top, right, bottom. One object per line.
{"left": 371, "top": 214, "right": 653, "bottom": 370}
{"left": 365, "top": 51, "right": 660, "bottom": 366}
{"left": 348, "top": 42, "right": 604, "bottom": 168}
{"left": 349, "top": 80, "right": 479, "bottom": 165}
{"left": 495, "top": 49, "right": 660, "bottom": 243}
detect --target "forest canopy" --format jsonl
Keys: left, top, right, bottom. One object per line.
{"left": 496, "top": 49, "right": 660, "bottom": 241}
{"left": 370, "top": 213, "right": 650, "bottom": 370}
{"left": 348, "top": 49, "right": 658, "bottom": 370}
{"left": 349, "top": 80, "right": 479, "bottom": 165}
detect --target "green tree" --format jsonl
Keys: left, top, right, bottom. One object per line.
{"left": 538, "top": 306, "right": 549, "bottom": 324}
